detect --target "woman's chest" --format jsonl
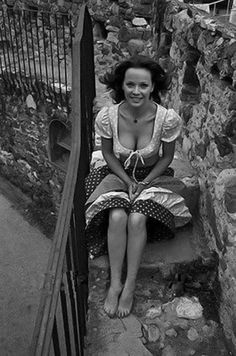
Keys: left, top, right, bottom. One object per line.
{"left": 118, "top": 117, "right": 156, "bottom": 151}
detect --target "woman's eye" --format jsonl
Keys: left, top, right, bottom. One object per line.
{"left": 140, "top": 84, "right": 148, "bottom": 88}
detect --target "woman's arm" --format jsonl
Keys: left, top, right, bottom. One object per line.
{"left": 143, "top": 140, "right": 176, "bottom": 183}
{"left": 101, "top": 137, "right": 133, "bottom": 186}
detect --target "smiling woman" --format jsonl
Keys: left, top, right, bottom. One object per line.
{"left": 85, "top": 55, "right": 192, "bottom": 319}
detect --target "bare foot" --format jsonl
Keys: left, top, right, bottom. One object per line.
{"left": 104, "top": 285, "right": 122, "bottom": 318}
{"left": 116, "top": 286, "right": 134, "bottom": 318}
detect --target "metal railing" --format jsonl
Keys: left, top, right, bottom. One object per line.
{"left": 0, "top": 3, "right": 73, "bottom": 112}
{"left": 30, "top": 4, "right": 95, "bottom": 355}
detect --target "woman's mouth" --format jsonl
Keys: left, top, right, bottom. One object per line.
{"left": 130, "top": 97, "right": 142, "bottom": 102}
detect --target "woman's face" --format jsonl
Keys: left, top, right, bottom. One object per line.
{"left": 122, "top": 67, "right": 154, "bottom": 108}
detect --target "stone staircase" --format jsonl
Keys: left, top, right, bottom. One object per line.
{"left": 86, "top": 153, "right": 231, "bottom": 355}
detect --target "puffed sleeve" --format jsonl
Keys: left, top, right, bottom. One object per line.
{"left": 161, "top": 108, "right": 182, "bottom": 142}
{"left": 95, "top": 106, "right": 112, "bottom": 139}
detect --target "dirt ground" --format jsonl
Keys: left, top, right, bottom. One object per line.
{"left": 0, "top": 175, "right": 51, "bottom": 356}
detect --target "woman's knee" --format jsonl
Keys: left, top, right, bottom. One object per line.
{"left": 128, "top": 212, "right": 147, "bottom": 232}
{"left": 109, "top": 208, "right": 128, "bottom": 229}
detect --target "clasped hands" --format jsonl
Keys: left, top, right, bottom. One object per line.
{"left": 127, "top": 180, "right": 149, "bottom": 202}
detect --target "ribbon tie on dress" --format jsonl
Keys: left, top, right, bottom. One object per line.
{"left": 124, "top": 151, "right": 145, "bottom": 183}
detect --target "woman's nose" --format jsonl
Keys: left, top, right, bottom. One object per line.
{"left": 133, "top": 85, "right": 140, "bottom": 94}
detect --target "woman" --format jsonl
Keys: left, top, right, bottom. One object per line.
{"left": 85, "top": 55, "right": 191, "bottom": 318}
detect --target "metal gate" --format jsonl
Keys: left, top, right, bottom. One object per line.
{"left": 30, "top": 4, "right": 95, "bottom": 355}
{"left": 0, "top": 2, "right": 74, "bottom": 113}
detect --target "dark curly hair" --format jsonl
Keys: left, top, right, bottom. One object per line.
{"left": 100, "top": 55, "right": 171, "bottom": 104}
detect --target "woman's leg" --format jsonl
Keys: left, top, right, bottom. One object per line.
{"left": 117, "top": 212, "right": 147, "bottom": 318}
{"left": 104, "top": 208, "right": 128, "bottom": 316}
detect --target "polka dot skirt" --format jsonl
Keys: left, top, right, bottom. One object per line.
{"left": 85, "top": 165, "right": 175, "bottom": 258}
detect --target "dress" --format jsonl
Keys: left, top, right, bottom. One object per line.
{"left": 85, "top": 103, "right": 192, "bottom": 258}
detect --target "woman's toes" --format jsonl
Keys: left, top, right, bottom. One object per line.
{"left": 104, "top": 286, "right": 121, "bottom": 318}
{"left": 117, "top": 307, "right": 130, "bottom": 318}
{"left": 117, "top": 288, "right": 134, "bottom": 318}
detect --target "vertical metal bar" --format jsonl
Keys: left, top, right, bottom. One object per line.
{"left": 12, "top": 9, "right": 23, "bottom": 91}
{"left": 0, "top": 48, "right": 4, "bottom": 76}
{"left": 0, "top": 53, "right": 6, "bottom": 88}
{"left": 66, "top": 271, "right": 80, "bottom": 355}
{"left": 0, "top": 11, "right": 10, "bottom": 84}
{"left": 42, "top": 11, "right": 51, "bottom": 101}
{"left": 63, "top": 273, "right": 76, "bottom": 355}
{"left": 62, "top": 14, "right": 68, "bottom": 111}
{"left": 48, "top": 13, "right": 56, "bottom": 104}
{"left": 70, "top": 212, "right": 86, "bottom": 352}
{"left": 74, "top": 273, "right": 85, "bottom": 355}
{"left": 55, "top": 14, "right": 63, "bottom": 106}
{"left": 213, "top": 3, "right": 216, "bottom": 15}
{"left": 226, "top": 0, "right": 230, "bottom": 15}
{"left": 29, "top": 11, "right": 37, "bottom": 80}
{"left": 69, "top": 212, "right": 85, "bottom": 353}
{"left": 18, "top": 11, "right": 27, "bottom": 76}
{"left": 52, "top": 320, "right": 61, "bottom": 356}
{"left": 7, "top": 9, "right": 18, "bottom": 82}
{"left": 73, "top": 9, "right": 94, "bottom": 351}
{"left": 87, "top": 10, "right": 96, "bottom": 155}
{"left": 2, "top": 8, "right": 13, "bottom": 86}
{"left": 49, "top": 339, "right": 56, "bottom": 356}
{"left": 66, "top": 233, "right": 73, "bottom": 272}
{"left": 23, "top": 10, "right": 33, "bottom": 89}
{"left": 60, "top": 283, "right": 72, "bottom": 355}
{"left": 69, "top": 15, "right": 73, "bottom": 58}
{"left": 35, "top": 12, "right": 43, "bottom": 98}
{"left": 66, "top": 223, "right": 80, "bottom": 355}
{"left": 69, "top": 212, "right": 79, "bottom": 271}
{"left": 68, "top": 14, "right": 73, "bottom": 113}
{"left": 55, "top": 288, "right": 68, "bottom": 356}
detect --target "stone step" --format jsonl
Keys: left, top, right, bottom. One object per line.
{"left": 141, "top": 223, "right": 202, "bottom": 269}
{"left": 89, "top": 218, "right": 208, "bottom": 273}
{"left": 170, "top": 151, "right": 200, "bottom": 216}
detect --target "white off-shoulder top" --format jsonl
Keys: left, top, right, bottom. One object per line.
{"left": 95, "top": 102, "right": 182, "bottom": 180}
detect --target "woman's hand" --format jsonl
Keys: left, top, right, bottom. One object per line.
{"left": 127, "top": 181, "right": 138, "bottom": 202}
{"left": 130, "top": 183, "right": 146, "bottom": 202}
{"left": 128, "top": 181, "right": 149, "bottom": 202}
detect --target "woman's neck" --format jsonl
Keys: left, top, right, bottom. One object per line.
{"left": 124, "top": 101, "right": 154, "bottom": 119}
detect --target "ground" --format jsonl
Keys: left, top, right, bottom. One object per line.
{"left": 0, "top": 173, "right": 56, "bottom": 238}
{"left": 0, "top": 175, "right": 51, "bottom": 355}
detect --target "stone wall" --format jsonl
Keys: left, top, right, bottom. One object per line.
{"left": 0, "top": 88, "right": 66, "bottom": 235}
{"left": 90, "top": 0, "right": 155, "bottom": 83}
{"left": 153, "top": 0, "right": 236, "bottom": 350}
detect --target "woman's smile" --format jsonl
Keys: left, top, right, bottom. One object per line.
{"left": 130, "top": 96, "right": 142, "bottom": 102}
